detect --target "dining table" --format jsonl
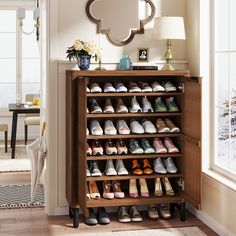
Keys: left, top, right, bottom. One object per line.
{"left": 8, "top": 103, "right": 40, "bottom": 159}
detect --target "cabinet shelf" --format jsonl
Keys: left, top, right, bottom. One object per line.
{"left": 87, "top": 194, "right": 184, "bottom": 207}
{"left": 87, "top": 173, "right": 182, "bottom": 181}
{"left": 87, "top": 92, "right": 183, "bottom": 97}
{"left": 87, "top": 112, "right": 182, "bottom": 119}
{"left": 87, "top": 133, "right": 181, "bottom": 140}
{"left": 86, "top": 153, "right": 182, "bottom": 160}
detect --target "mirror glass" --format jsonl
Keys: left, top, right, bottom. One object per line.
{"left": 86, "top": 0, "right": 155, "bottom": 46}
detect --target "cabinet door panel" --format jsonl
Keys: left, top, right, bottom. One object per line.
{"left": 77, "top": 77, "right": 88, "bottom": 214}
{"left": 181, "top": 77, "right": 202, "bottom": 209}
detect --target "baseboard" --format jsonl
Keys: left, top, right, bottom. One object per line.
{"left": 187, "top": 204, "right": 234, "bottom": 236}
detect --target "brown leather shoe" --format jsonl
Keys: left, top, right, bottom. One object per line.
{"left": 131, "top": 160, "right": 143, "bottom": 175}
{"left": 103, "top": 180, "right": 114, "bottom": 199}
{"left": 89, "top": 181, "right": 100, "bottom": 200}
{"left": 116, "top": 98, "right": 128, "bottom": 113}
{"left": 142, "top": 159, "right": 153, "bottom": 175}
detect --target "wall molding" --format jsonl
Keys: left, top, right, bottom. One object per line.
{"left": 187, "top": 204, "right": 234, "bottom": 236}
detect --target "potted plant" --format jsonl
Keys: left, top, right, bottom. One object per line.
{"left": 66, "top": 40, "right": 101, "bottom": 70}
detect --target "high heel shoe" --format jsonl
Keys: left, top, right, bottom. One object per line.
{"left": 129, "top": 179, "right": 138, "bottom": 198}
{"left": 154, "top": 178, "right": 163, "bottom": 197}
{"left": 89, "top": 181, "right": 100, "bottom": 199}
{"left": 162, "top": 177, "right": 175, "bottom": 196}
{"left": 139, "top": 178, "right": 149, "bottom": 197}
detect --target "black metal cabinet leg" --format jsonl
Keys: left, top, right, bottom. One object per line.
{"left": 73, "top": 208, "right": 79, "bottom": 228}
{"left": 11, "top": 112, "right": 18, "bottom": 159}
{"left": 179, "top": 202, "right": 186, "bottom": 221}
{"left": 69, "top": 206, "right": 73, "bottom": 219}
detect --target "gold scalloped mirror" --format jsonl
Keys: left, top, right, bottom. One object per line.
{"left": 86, "top": 0, "right": 155, "bottom": 46}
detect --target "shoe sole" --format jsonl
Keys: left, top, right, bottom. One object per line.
{"left": 118, "top": 131, "right": 130, "bottom": 135}
{"left": 118, "top": 151, "right": 128, "bottom": 155}
{"left": 119, "top": 219, "right": 131, "bottom": 223}
{"left": 144, "top": 149, "right": 155, "bottom": 154}
{"left": 91, "top": 173, "right": 102, "bottom": 177}
{"left": 165, "top": 88, "right": 177, "bottom": 92}
{"left": 131, "top": 218, "right": 143, "bottom": 222}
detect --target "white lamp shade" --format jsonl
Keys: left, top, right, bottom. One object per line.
{"left": 153, "top": 17, "right": 186, "bottom": 40}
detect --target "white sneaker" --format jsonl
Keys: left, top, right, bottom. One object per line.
{"left": 90, "top": 120, "right": 103, "bottom": 136}
{"left": 142, "top": 119, "right": 157, "bottom": 134}
{"left": 152, "top": 82, "right": 165, "bottom": 92}
{"left": 130, "top": 120, "right": 144, "bottom": 134}
{"left": 163, "top": 157, "right": 177, "bottom": 173}
{"left": 153, "top": 158, "right": 167, "bottom": 174}
{"left": 129, "top": 97, "right": 142, "bottom": 113}
{"left": 105, "top": 160, "right": 117, "bottom": 176}
{"left": 90, "top": 161, "right": 102, "bottom": 176}
{"left": 129, "top": 82, "right": 141, "bottom": 93}
{"left": 116, "top": 159, "right": 128, "bottom": 175}
{"left": 104, "top": 82, "right": 116, "bottom": 93}
{"left": 142, "top": 97, "right": 154, "bottom": 113}
{"left": 163, "top": 81, "right": 177, "bottom": 92}
{"left": 115, "top": 82, "right": 128, "bottom": 93}
{"left": 104, "top": 120, "right": 117, "bottom": 135}
{"left": 116, "top": 120, "right": 130, "bottom": 134}
{"left": 139, "top": 82, "right": 152, "bottom": 92}
{"left": 90, "top": 83, "right": 102, "bottom": 93}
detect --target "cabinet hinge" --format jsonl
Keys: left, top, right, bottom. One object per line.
{"left": 178, "top": 83, "right": 184, "bottom": 93}
{"left": 177, "top": 179, "right": 185, "bottom": 191}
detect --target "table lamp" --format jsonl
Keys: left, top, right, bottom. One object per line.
{"left": 153, "top": 17, "right": 186, "bottom": 70}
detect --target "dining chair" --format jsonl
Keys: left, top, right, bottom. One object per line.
{"left": 0, "top": 123, "right": 8, "bottom": 152}
{"left": 24, "top": 94, "right": 40, "bottom": 145}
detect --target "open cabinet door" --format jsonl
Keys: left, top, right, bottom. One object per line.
{"left": 181, "top": 77, "right": 202, "bottom": 209}
{"left": 77, "top": 77, "right": 88, "bottom": 215}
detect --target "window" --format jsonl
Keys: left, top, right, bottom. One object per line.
{"left": 0, "top": 8, "right": 40, "bottom": 108}
{"left": 212, "top": 0, "right": 236, "bottom": 178}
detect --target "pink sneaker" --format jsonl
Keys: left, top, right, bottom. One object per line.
{"left": 153, "top": 138, "right": 167, "bottom": 153}
{"left": 164, "top": 138, "right": 179, "bottom": 153}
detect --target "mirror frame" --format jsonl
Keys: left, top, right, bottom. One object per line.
{"left": 86, "top": 0, "right": 156, "bottom": 46}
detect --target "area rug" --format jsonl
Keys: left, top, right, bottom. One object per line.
{"left": 79, "top": 227, "right": 207, "bottom": 236}
{"left": 0, "top": 146, "right": 31, "bottom": 172}
{"left": 0, "top": 184, "right": 44, "bottom": 209}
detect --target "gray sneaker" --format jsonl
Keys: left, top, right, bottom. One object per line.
{"left": 129, "top": 206, "right": 143, "bottom": 222}
{"left": 118, "top": 206, "right": 131, "bottom": 223}
{"left": 141, "top": 139, "right": 155, "bottom": 154}
{"left": 97, "top": 207, "right": 110, "bottom": 225}
{"left": 85, "top": 208, "right": 98, "bottom": 225}
{"left": 129, "top": 139, "right": 144, "bottom": 154}
{"left": 163, "top": 157, "right": 177, "bottom": 173}
{"left": 90, "top": 161, "right": 102, "bottom": 176}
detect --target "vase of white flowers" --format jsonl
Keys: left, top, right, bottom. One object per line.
{"left": 66, "top": 40, "right": 101, "bottom": 70}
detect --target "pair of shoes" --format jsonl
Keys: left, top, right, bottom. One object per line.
{"left": 89, "top": 120, "right": 117, "bottom": 135}
{"left": 103, "top": 180, "right": 125, "bottom": 199}
{"left": 104, "top": 98, "right": 128, "bottom": 114}
{"left": 85, "top": 207, "right": 110, "bottom": 225}
{"left": 131, "top": 159, "right": 153, "bottom": 175}
{"left": 153, "top": 138, "right": 179, "bottom": 153}
{"left": 105, "top": 159, "right": 128, "bottom": 176}
{"left": 156, "top": 118, "right": 180, "bottom": 133}
{"left": 154, "top": 157, "right": 178, "bottom": 174}
{"left": 118, "top": 206, "right": 142, "bottom": 223}
{"left": 129, "top": 139, "right": 155, "bottom": 154}
{"left": 87, "top": 139, "right": 128, "bottom": 156}
{"left": 129, "top": 178, "right": 150, "bottom": 198}
{"left": 87, "top": 181, "right": 100, "bottom": 200}
{"left": 155, "top": 97, "right": 179, "bottom": 112}
{"left": 130, "top": 119, "right": 156, "bottom": 134}
{"left": 148, "top": 203, "right": 172, "bottom": 220}
{"left": 154, "top": 177, "right": 175, "bottom": 196}
{"left": 129, "top": 97, "right": 154, "bottom": 113}
{"left": 104, "top": 82, "right": 128, "bottom": 93}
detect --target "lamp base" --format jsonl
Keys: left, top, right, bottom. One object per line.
{"left": 162, "top": 63, "right": 174, "bottom": 70}
{"left": 161, "top": 39, "right": 174, "bottom": 70}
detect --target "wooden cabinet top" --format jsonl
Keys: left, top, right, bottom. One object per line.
{"left": 66, "top": 70, "right": 190, "bottom": 78}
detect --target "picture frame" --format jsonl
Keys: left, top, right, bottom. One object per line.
{"left": 138, "top": 48, "right": 149, "bottom": 62}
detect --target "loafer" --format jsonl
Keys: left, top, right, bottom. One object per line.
{"left": 97, "top": 207, "right": 110, "bottom": 225}
{"left": 131, "top": 160, "right": 143, "bottom": 175}
{"left": 118, "top": 206, "right": 131, "bottom": 223}
{"left": 142, "top": 159, "right": 153, "bottom": 175}
{"left": 85, "top": 208, "right": 98, "bottom": 225}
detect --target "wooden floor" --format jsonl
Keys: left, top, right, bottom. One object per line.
{"left": 0, "top": 172, "right": 218, "bottom": 236}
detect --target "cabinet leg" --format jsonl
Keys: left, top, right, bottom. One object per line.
{"left": 179, "top": 202, "right": 186, "bottom": 221}
{"left": 69, "top": 207, "right": 73, "bottom": 219}
{"left": 73, "top": 208, "right": 80, "bottom": 228}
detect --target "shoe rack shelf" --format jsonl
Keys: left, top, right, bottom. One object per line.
{"left": 87, "top": 133, "right": 181, "bottom": 140}
{"left": 87, "top": 92, "right": 182, "bottom": 97}
{"left": 87, "top": 112, "right": 182, "bottom": 118}
{"left": 86, "top": 153, "right": 182, "bottom": 161}
{"left": 66, "top": 70, "right": 202, "bottom": 228}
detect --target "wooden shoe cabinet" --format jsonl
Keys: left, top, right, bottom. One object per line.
{"left": 66, "top": 70, "right": 202, "bottom": 228}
